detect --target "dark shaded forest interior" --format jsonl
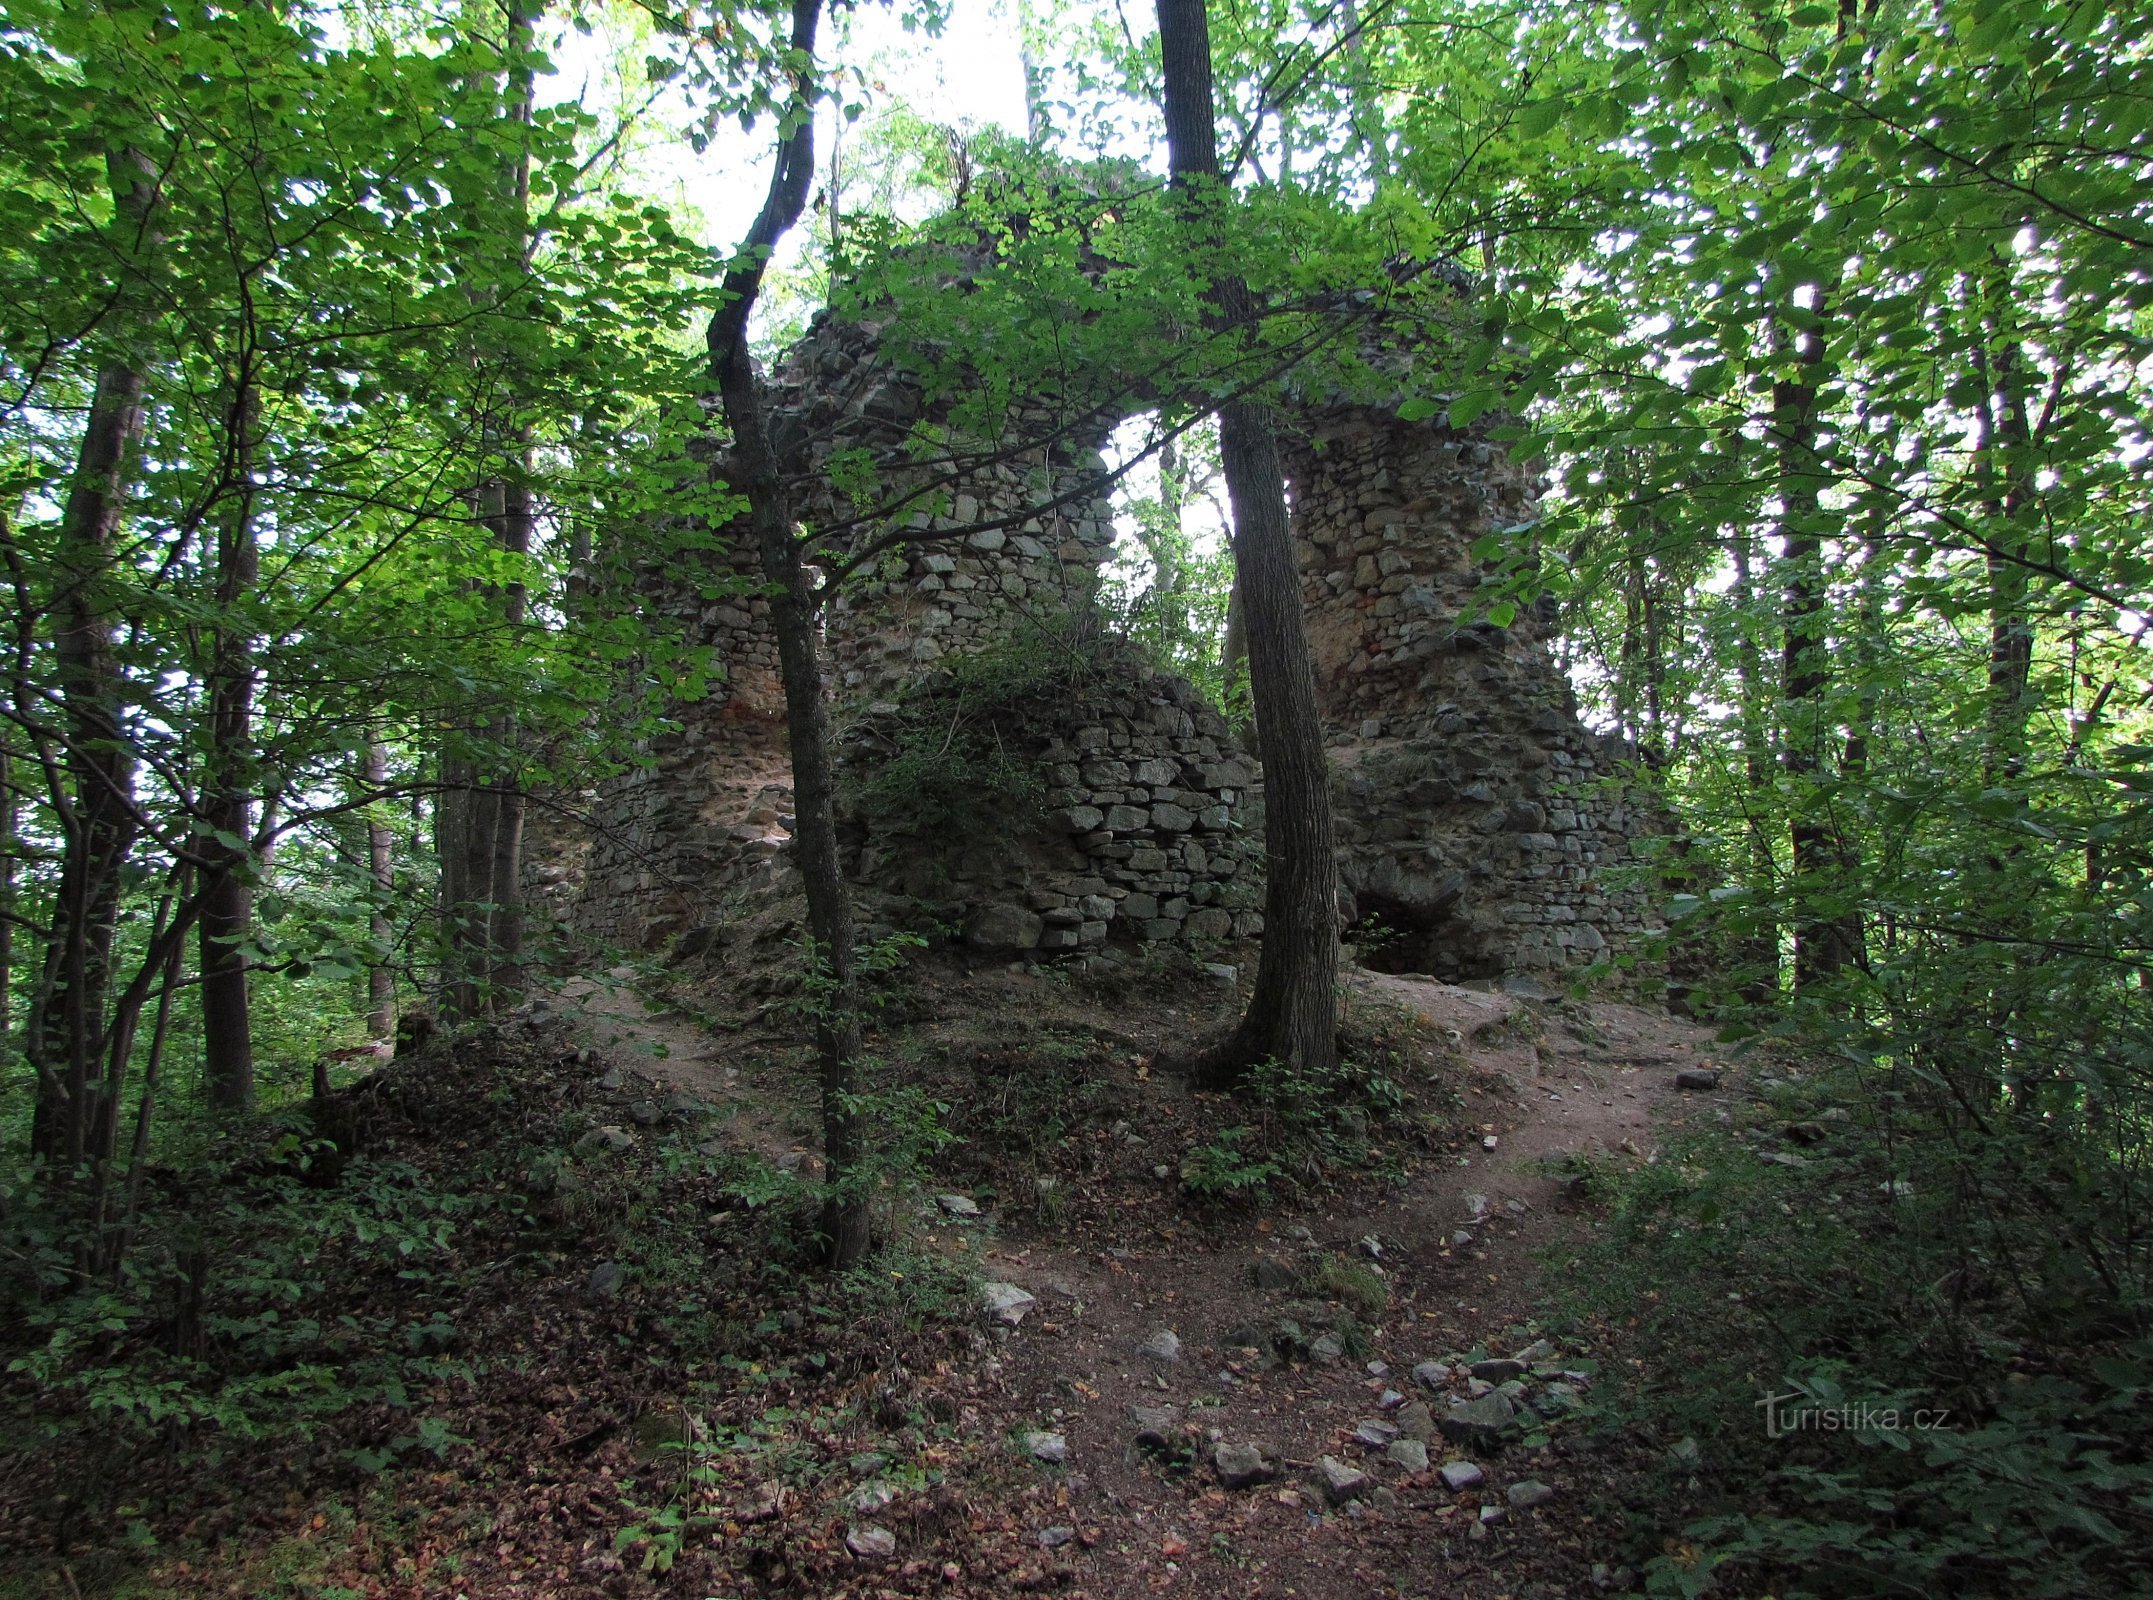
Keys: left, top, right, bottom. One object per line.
{"left": 2, "top": 1, "right": 2150, "bottom": 1597}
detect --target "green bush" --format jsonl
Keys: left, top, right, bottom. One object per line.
{"left": 1553, "top": 1022, "right": 2153, "bottom": 1600}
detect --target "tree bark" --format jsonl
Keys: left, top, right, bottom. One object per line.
{"left": 706, "top": 0, "right": 868, "bottom": 1267}
{"left": 31, "top": 147, "right": 162, "bottom": 1167}
{"left": 1774, "top": 301, "right": 1859, "bottom": 990}
{"left": 1974, "top": 325, "right": 2036, "bottom": 783}
{"left": 438, "top": 0, "right": 538, "bottom": 1018}
{"left": 365, "top": 736, "right": 398, "bottom": 1041}
{"left": 1156, "top": 0, "right": 1339, "bottom": 1084}
{"left": 199, "top": 375, "right": 261, "bottom": 1112}
{"left": 1728, "top": 526, "right": 1780, "bottom": 1000}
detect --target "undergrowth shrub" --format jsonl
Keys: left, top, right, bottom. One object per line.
{"left": 1553, "top": 953, "right": 2153, "bottom": 1599}
{"left": 849, "top": 624, "right": 1112, "bottom": 843}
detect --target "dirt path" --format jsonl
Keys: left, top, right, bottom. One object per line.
{"left": 548, "top": 962, "right": 1730, "bottom": 1599}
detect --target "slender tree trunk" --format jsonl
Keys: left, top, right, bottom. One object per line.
{"left": 365, "top": 736, "right": 397, "bottom": 1041}
{"left": 199, "top": 375, "right": 261, "bottom": 1112}
{"left": 1016, "top": 0, "right": 1051, "bottom": 146}
{"left": 1, "top": 735, "right": 14, "bottom": 1047}
{"left": 707, "top": 0, "right": 866, "bottom": 1267}
{"left": 481, "top": 469, "right": 532, "bottom": 1000}
{"left": 1775, "top": 301, "right": 1858, "bottom": 990}
{"left": 438, "top": 0, "right": 538, "bottom": 1017}
{"left": 1157, "top": 0, "right": 1339, "bottom": 1084}
{"left": 1337, "top": 0, "right": 1386, "bottom": 187}
{"left": 1729, "top": 527, "right": 1780, "bottom": 1000}
{"left": 31, "top": 149, "right": 163, "bottom": 1167}
{"left": 1974, "top": 328, "right": 2036, "bottom": 783}
{"left": 1220, "top": 576, "right": 1247, "bottom": 705}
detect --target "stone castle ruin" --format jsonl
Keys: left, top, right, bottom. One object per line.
{"left": 567, "top": 276, "right": 1664, "bottom": 984}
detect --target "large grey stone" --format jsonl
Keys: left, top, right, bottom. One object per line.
{"left": 966, "top": 903, "right": 1043, "bottom": 951}
{"left": 981, "top": 1281, "right": 1037, "bottom": 1325}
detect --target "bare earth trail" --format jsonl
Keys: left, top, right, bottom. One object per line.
{"left": 550, "top": 964, "right": 1730, "bottom": 1600}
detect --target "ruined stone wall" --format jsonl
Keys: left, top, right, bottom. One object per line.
{"left": 565, "top": 303, "right": 1665, "bottom": 982}
{"left": 821, "top": 430, "right": 1121, "bottom": 693}
{"left": 1283, "top": 408, "right": 1664, "bottom": 979}
{"left": 835, "top": 650, "right": 1264, "bottom": 953}
{"left": 569, "top": 311, "right": 1130, "bottom": 950}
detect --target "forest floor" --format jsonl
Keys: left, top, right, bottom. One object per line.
{"left": 2, "top": 950, "right": 1745, "bottom": 1600}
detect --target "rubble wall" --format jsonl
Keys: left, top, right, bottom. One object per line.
{"left": 566, "top": 311, "right": 1664, "bottom": 981}
{"left": 1283, "top": 408, "right": 1663, "bottom": 979}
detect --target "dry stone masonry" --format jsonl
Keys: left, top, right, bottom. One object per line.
{"left": 568, "top": 295, "right": 1663, "bottom": 982}
{"left": 835, "top": 650, "right": 1263, "bottom": 954}
{"left": 1283, "top": 405, "right": 1663, "bottom": 979}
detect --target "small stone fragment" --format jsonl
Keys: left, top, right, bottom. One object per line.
{"left": 1513, "top": 1338, "right": 1557, "bottom": 1364}
{"left": 1316, "top": 1455, "right": 1371, "bottom": 1504}
{"left": 1250, "top": 1257, "right": 1297, "bottom": 1291}
{"left": 1387, "top": 1438, "right": 1430, "bottom": 1472}
{"left": 1507, "top": 1479, "right": 1556, "bottom": 1510}
{"left": 1394, "top": 1401, "right": 1436, "bottom": 1442}
{"left": 1412, "top": 1360, "right": 1450, "bottom": 1390}
{"left": 574, "top": 1125, "right": 634, "bottom": 1157}
{"left": 1024, "top": 1431, "right": 1068, "bottom": 1464}
{"left": 1129, "top": 1404, "right": 1176, "bottom": 1448}
{"left": 1213, "top": 1441, "right": 1276, "bottom": 1489}
{"left": 1038, "top": 1525, "right": 1076, "bottom": 1549}
{"left": 1137, "top": 1328, "right": 1183, "bottom": 1363}
{"left": 937, "top": 1194, "right": 981, "bottom": 1217}
{"left": 1479, "top": 1503, "right": 1507, "bottom": 1526}
{"left": 1439, "top": 1459, "right": 1485, "bottom": 1490}
{"left": 582, "top": 1261, "right": 625, "bottom": 1303}
{"left": 1353, "top": 1419, "right": 1400, "bottom": 1448}
{"left": 981, "top": 1281, "right": 1037, "bottom": 1326}
{"left": 1440, "top": 1392, "right": 1518, "bottom": 1445}
{"left": 1308, "top": 1333, "right": 1344, "bottom": 1364}
{"left": 846, "top": 1526, "right": 896, "bottom": 1560}
{"left": 1674, "top": 1068, "right": 1721, "bottom": 1092}
{"left": 1470, "top": 1357, "right": 1527, "bottom": 1382}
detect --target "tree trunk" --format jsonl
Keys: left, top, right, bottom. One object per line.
{"left": 1156, "top": 0, "right": 1339, "bottom": 1084}
{"left": 1728, "top": 527, "right": 1780, "bottom": 1000}
{"left": 199, "top": 375, "right": 261, "bottom": 1112}
{"left": 706, "top": 0, "right": 867, "bottom": 1267}
{"left": 31, "top": 149, "right": 163, "bottom": 1167}
{"left": 436, "top": 3, "right": 541, "bottom": 1018}
{"left": 1974, "top": 327, "right": 2036, "bottom": 783}
{"left": 365, "top": 736, "right": 398, "bottom": 1041}
{"left": 481, "top": 469, "right": 532, "bottom": 1001}
{"left": 1337, "top": 0, "right": 1387, "bottom": 187}
{"left": 1774, "top": 301, "right": 1859, "bottom": 990}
